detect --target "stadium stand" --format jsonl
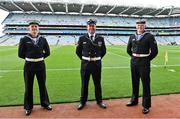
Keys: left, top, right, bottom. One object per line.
{"left": 0, "top": 0, "right": 180, "bottom": 46}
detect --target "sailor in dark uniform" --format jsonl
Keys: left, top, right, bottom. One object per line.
{"left": 126, "top": 20, "right": 158, "bottom": 114}
{"left": 18, "top": 21, "right": 52, "bottom": 116}
{"left": 76, "top": 19, "right": 107, "bottom": 110}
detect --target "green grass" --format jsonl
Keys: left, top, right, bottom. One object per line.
{"left": 0, "top": 45, "right": 180, "bottom": 106}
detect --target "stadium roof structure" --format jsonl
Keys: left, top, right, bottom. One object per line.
{"left": 0, "top": 0, "right": 180, "bottom": 17}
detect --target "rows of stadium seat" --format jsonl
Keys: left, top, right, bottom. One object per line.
{"left": 0, "top": 35, "right": 9, "bottom": 43}
{"left": 156, "top": 36, "right": 180, "bottom": 45}
{"left": 104, "top": 36, "right": 128, "bottom": 45}
{"left": 1, "top": 13, "right": 180, "bottom": 46}
{"left": 0, "top": 35, "right": 21, "bottom": 46}
{"left": 3, "top": 29, "right": 135, "bottom": 35}
{"left": 0, "top": 35, "right": 16, "bottom": 45}
{"left": 46, "top": 35, "right": 77, "bottom": 45}
{"left": 3, "top": 13, "right": 180, "bottom": 27}
{"left": 1, "top": 34, "right": 179, "bottom": 46}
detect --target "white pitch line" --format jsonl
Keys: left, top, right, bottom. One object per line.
{"left": 167, "top": 69, "right": 176, "bottom": 72}
{"left": 109, "top": 52, "right": 160, "bottom": 67}
{"left": 168, "top": 50, "right": 180, "bottom": 52}
{"left": 107, "top": 51, "right": 130, "bottom": 59}
{"left": 108, "top": 51, "right": 158, "bottom": 66}
{"left": 0, "top": 64, "right": 180, "bottom": 72}
{"left": 151, "top": 64, "right": 157, "bottom": 67}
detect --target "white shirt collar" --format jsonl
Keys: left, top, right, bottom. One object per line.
{"left": 88, "top": 33, "right": 96, "bottom": 38}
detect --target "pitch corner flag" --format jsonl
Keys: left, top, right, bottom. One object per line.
{"left": 164, "top": 50, "right": 168, "bottom": 68}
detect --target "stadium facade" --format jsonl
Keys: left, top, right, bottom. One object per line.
{"left": 0, "top": 0, "right": 180, "bottom": 46}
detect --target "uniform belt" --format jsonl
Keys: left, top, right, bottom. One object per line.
{"left": 25, "top": 57, "right": 44, "bottom": 62}
{"left": 132, "top": 53, "right": 150, "bottom": 57}
{"left": 82, "top": 56, "right": 101, "bottom": 61}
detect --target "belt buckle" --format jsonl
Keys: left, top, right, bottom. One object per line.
{"left": 90, "top": 57, "right": 95, "bottom": 62}
{"left": 136, "top": 54, "right": 140, "bottom": 57}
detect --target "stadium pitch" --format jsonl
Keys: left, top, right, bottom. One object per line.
{"left": 0, "top": 45, "right": 180, "bottom": 106}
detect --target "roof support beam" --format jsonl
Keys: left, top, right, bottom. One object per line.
{"left": 146, "top": 8, "right": 160, "bottom": 15}
{"left": 48, "top": 2, "right": 54, "bottom": 12}
{"left": 0, "top": 5, "right": 9, "bottom": 12}
{"left": 131, "top": 8, "right": 144, "bottom": 15}
{"left": 155, "top": 8, "right": 165, "bottom": 16}
{"left": 29, "top": 1, "right": 39, "bottom": 12}
{"left": 120, "top": 6, "right": 131, "bottom": 14}
{"left": 93, "top": 4, "right": 100, "bottom": 14}
{"left": 65, "top": 3, "right": 68, "bottom": 13}
{"left": 80, "top": 4, "right": 84, "bottom": 13}
{"left": 168, "top": 6, "right": 174, "bottom": 15}
{"left": 11, "top": 0, "right": 24, "bottom": 12}
{"left": 106, "top": 5, "right": 116, "bottom": 14}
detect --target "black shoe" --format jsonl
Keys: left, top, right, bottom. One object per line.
{"left": 142, "top": 108, "right": 150, "bottom": 114}
{"left": 43, "top": 105, "right": 52, "bottom": 111}
{"left": 25, "top": 109, "right": 32, "bottom": 116}
{"left": 77, "top": 103, "right": 86, "bottom": 110}
{"left": 97, "top": 103, "right": 107, "bottom": 109}
{"left": 126, "top": 101, "right": 138, "bottom": 106}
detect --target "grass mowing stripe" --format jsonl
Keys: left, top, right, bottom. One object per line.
{"left": 107, "top": 51, "right": 130, "bottom": 59}
{"left": 1, "top": 64, "right": 180, "bottom": 72}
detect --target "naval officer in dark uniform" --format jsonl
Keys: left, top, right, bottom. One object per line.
{"left": 126, "top": 20, "right": 158, "bottom": 114}
{"left": 18, "top": 21, "right": 52, "bottom": 116}
{"left": 76, "top": 19, "right": 107, "bottom": 110}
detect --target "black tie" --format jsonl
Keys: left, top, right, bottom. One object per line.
{"left": 90, "top": 35, "right": 93, "bottom": 41}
